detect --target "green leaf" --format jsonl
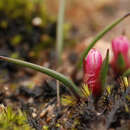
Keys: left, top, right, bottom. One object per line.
{"left": 0, "top": 56, "right": 82, "bottom": 98}
{"left": 117, "top": 53, "right": 126, "bottom": 70}
{"left": 123, "top": 69, "right": 130, "bottom": 76}
{"left": 78, "top": 13, "right": 130, "bottom": 68}
{"left": 100, "top": 49, "right": 109, "bottom": 89}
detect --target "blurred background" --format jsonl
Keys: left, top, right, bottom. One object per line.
{"left": 0, "top": 0, "right": 130, "bottom": 81}
{"left": 46, "top": 0, "right": 130, "bottom": 39}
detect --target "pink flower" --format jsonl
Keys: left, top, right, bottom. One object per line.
{"left": 83, "top": 49, "right": 102, "bottom": 97}
{"left": 111, "top": 36, "right": 130, "bottom": 73}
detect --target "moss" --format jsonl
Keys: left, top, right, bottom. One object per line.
{"left": 0, "top": 105, "right": 34, "bottom": 130}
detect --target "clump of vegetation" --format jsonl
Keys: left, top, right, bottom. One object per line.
{"left": 0, "top": 104, "right": 33, "bottom": 130}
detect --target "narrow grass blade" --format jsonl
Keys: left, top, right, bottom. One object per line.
{"left": 0, "top": 56, "right": 82, "bottom": 98}
{"left": 100, "top": 49, "right": 109, "bottom": 90}
{"left": 123, "top": 69, "right": 130, "bottom": 76}
{"left": 78, "top": 13, "right": 130, "bottom": 68}
{"left": 56, "top": 0, "right": 66, "bottom": 64}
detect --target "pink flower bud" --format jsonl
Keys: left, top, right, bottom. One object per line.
{"left": 83, "top": 49, "right": 102, "bottom": 97}
{"left": 111, "top": 36, "right": 130, "bottom": 73}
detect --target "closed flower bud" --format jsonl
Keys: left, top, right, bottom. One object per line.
{"left": 111, "top": 36, "right": 130, "bottom": 74}
{"left": 83, "top": 49, "right": 102, "bottom": 97}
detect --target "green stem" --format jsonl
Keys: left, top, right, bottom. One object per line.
{"left": 78, "top": 13, "right": 130, "bottom": 68}
{"left": 0, "top": 56, "right": 82, "bottom": 98}
{"left": 56, "top": 0, "right": 66, "bottom": 64}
